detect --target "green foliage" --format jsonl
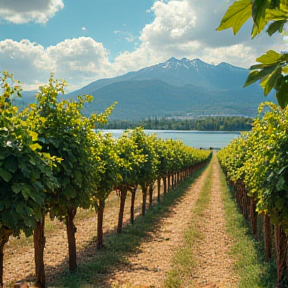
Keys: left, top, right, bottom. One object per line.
{"left": 218, "top": 102, "right": 288, "bottom": 231}
{"left": 115, "top": 128, "right": 147, "bottom": 190}
{"left": 0, "top": 72, "right": 57, "bottom": 237}
{"left": 113, "top": 127, "right": 210, "bottom": 195}
{"left": 218, "top": 0, "right": 288, "bottom": 108}
{"left": 129, "top": 127, "right": 159, "bottom": 189}
{"left": 91, "top": 132, "right": 120, "bottom": 209}
{"left": 25, "top": 74, "right": 113, "bottom": 220}
{"left": 217, "top": 0, "right": 252, "bottom": 35}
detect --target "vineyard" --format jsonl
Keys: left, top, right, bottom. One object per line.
{"left": 0, "top": 73, "right": 211, "bottom": 287}
{"left": 218, "top": 102, "right": 288, "bottom": 287}
{"left": 2, "top": 70, "right": 288, "bottom": 287}
{"left": 2, "top": 0, "right": 288, "bottom": 287}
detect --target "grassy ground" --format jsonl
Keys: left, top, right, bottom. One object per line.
{"left": 219, "top": 163, "right": 277, "bottom": 288}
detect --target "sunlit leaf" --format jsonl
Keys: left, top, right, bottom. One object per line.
{"left": 256, "top": 50, "right": 282, "bottom": 64}
{"left": 252, "top": 0, "right": 269, "bottom": 37}
{"left": 217, "top": 0, "right": 252, "bottom": 34}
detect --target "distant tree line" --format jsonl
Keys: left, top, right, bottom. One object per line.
{"left": 104, "top": 116, "right": 253, "bottom": 131}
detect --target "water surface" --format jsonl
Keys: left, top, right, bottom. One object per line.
{"left": 102, "top": 129, "right": 240, "bottom": 149}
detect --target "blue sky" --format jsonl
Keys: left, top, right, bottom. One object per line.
{"left": 0, "top": 0, "right": 285, "bottom": 91}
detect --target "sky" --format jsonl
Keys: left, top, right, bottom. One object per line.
{"left": 0, "top": 0, "right": 286, "bottom": 92}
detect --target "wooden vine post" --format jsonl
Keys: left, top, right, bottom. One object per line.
{"left": 33, "top": 219, "right": 46, "bottom": 288}
{"left": 275, "top": 225, "right": 288, "bottom": 283}
{"left": 264, "top": 214, "right": 272, "bottom": 261}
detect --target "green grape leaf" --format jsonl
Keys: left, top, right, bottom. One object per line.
{"left": 260, "top": 65, "right": 281, "bottom": 95}
{"left": 276, "top": 80, "right": 288, "bottom": 108}
{"left": 267, "top": 20, "right": 285, "bottom": 35}
{"left": 29, "top": 188, "right": 44, "bottom": 204}
{"left": 217, "top": 0, "right": 252, "bottom": 34}
{"left": 11, "top": 183, "right": 22, "bottom": 194}
{"left": 276, "top": 176, "right": 285, "bottom": 191}
{"left": 252, "top": 0, "right": 269, "bottom": 37}
{"left": 256, "top": 50, "right": 282, "bottom": 64}
{"left": 4, "top": 156, "right": 18, "bottom": 173}
{"left": 16, "top": 202, "right": 33, "bottom": 218}
{"left": 244, "top": 70, "right": 261, "bottom": 86}
{"left": 63, "top": 185, "right": 77, "bottom": 199}
{"left": 0, "top": 168, "right": 12, "bottom": 182}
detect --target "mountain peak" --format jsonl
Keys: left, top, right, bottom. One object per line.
{"left": 191, "top": 58, "right": 204, "bottom": 63}
{"left": 19, "top": 56, "right": 268, "bottom": 120}
{"left": 168, "top": 57, "right": 178, "bottom": 62}
{"left": 160, "top": 57, "right": 210, "bottom": 70}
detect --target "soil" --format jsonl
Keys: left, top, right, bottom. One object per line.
{"left": 190, "top": 159, "right": 238, "bottom": 288}
{"left": 3, "top": 155, "right": 239, "bottom": 287}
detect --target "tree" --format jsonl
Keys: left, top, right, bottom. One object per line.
{"left": 0, "top": 72, "right": 57, "bottom": 287}
{"left": 130, "top": 128, "right": 159, "bottom": 216}
{"left": 26, "top": 75, "right": 114, "bottom": 277}
{"left": 217, "top": 0, "right": 288, "bottom": 108}
{"left": 115, "top": 130, "right": 145, "bottom": 233}
{"left": 91, "top": 132, "right": 120, "bottom": 249}
{"left": 153, "top": 138, "right": 167, "bottom": 201}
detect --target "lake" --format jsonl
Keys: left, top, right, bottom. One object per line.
{"left": 101, "top": 129, "right": 240, "bottom": 149}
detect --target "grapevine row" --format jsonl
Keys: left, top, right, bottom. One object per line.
{"left": 0, "top": 73, "right": 211, "bottom": 287}
{"left": 218, "top": 102, "right": 288, "bottom": 285}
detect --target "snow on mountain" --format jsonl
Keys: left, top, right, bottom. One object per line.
{"left": 18, "top": 57, "right": 276, "bottom": 120}
{"left": 67, "top": 57, "right": 250, "bottom": 96}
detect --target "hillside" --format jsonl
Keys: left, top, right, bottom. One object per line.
{"left": 16, "top": 58, "right": 276, "bottom": 120}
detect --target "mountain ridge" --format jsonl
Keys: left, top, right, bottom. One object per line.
{"left": 17, "top": 57, "right": 276, "bottom": 120}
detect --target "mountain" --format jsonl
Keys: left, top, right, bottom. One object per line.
{"left": 17, "top": 58, "right": 276, "bottom": 120}
{"left": 69, "top": 57, "right": 249, "bottom": 96}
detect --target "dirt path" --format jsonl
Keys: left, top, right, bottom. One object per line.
{"left": 190, "top": 157, "right": 238, "bottom": 288}
{"left": 104, "top": 154, "right": 238, "bottom": 288}
{"left": 3, "top": 155, "right": 239, "bottom": 288}
{"left": 105, "top": 162, "right": 210, "bottom": 288}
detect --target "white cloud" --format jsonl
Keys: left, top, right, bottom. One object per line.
{"left": 0, "top": 37, "right": 114, "bottom": 91}
{"left": 113, "top": 0, "right": 285, "bottom": 72}
{"left": 46, "top": 37, "right": 112, "bottom": 90}
{"left": 0, "top": 0, "right": 286, "bottom": 92}
{"left": 203, "top": 44, "right": 256, "bottom": 68}
{"left": 0, "top": 0, "right": 64, "bottom": 24}
{"left": 140, "top": 1, "right": 197, "bottom": 48}
{"left": 0, "top": 39, "right": 50, "bottom": 86}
